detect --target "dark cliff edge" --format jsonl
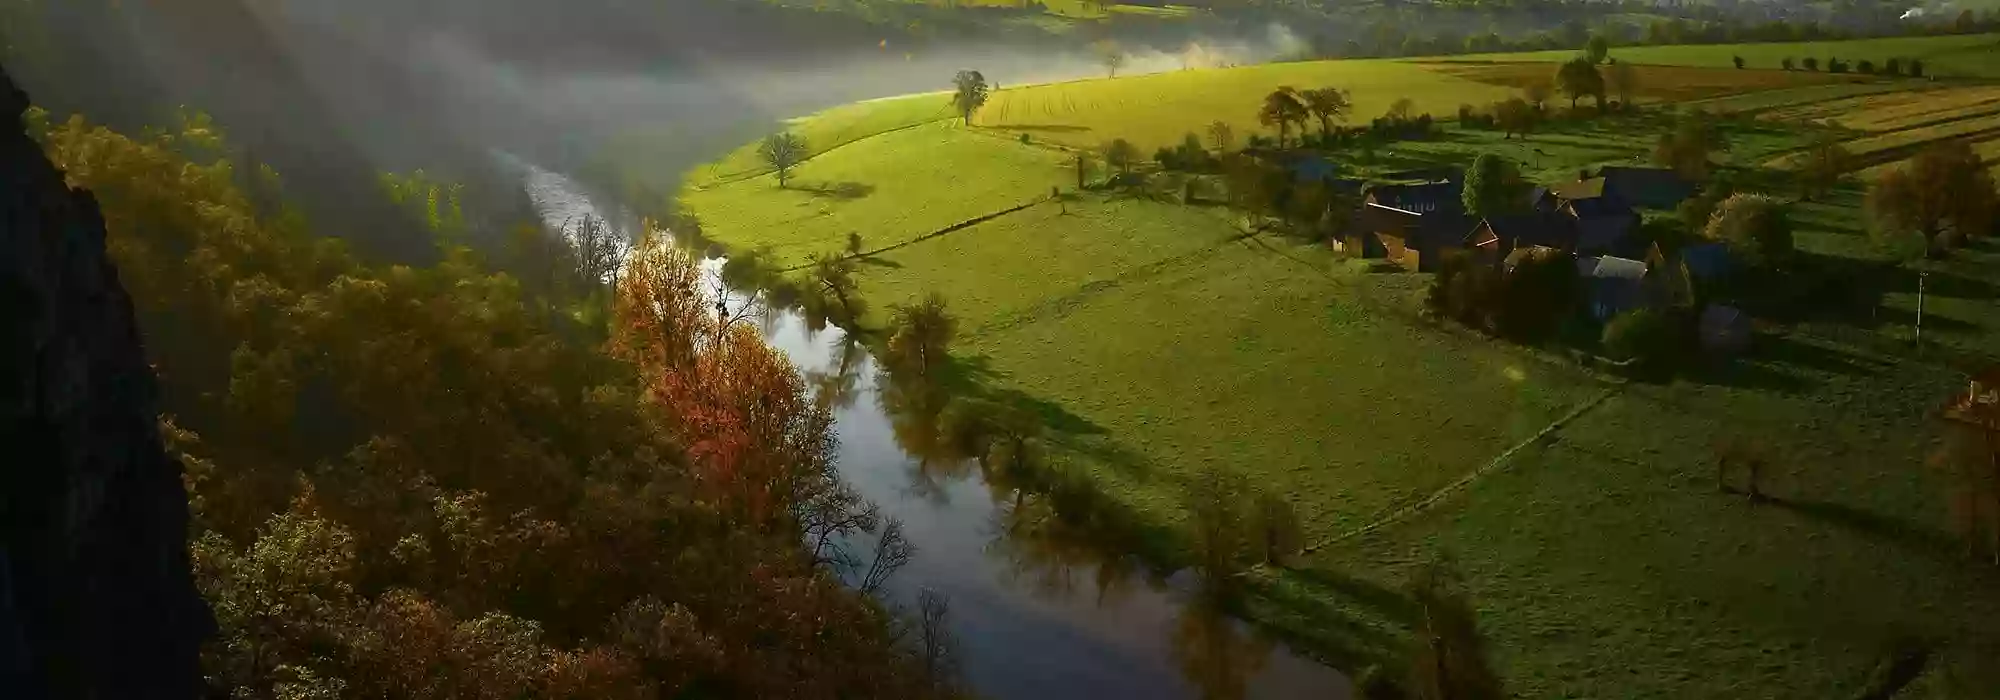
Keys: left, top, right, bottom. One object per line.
{"left": 0, "top": 61, "right": 209, "bottom": 698}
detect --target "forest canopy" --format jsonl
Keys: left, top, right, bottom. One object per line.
{"left": 31, "top": 108, "right": 955, "bottom": 698}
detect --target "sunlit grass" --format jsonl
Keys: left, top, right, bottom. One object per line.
{"left": 1456, "top": 32, "right": 2000, "bottom": 77}
{"left": 682, "top": 122, "right": 1066, "bottom": 264}
{"left": 973, "top": 60, "right": 1519, "bottom": 151}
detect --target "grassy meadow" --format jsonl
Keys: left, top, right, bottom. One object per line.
{"left": 676, "top": 47, "right": 2000, "bottom": 696}
{"left": 1460, "top": 32, "right": 2000, "bottom": 76}
{"left": 972, "top": 60, "right": 1521, "bottom": 151}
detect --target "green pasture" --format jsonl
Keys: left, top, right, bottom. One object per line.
{"left": 1458, "top": 33, "right": 2000, "bottom": 76}
{"left": 679, "top": 53, "right": 2000, "bottom": 697}
{"left": 687, "top": 92, "right": 956, "bottom": 187}
{"left": 1302, "top": 351, "right": 2000, "bottom": 697}
{"left": 682, "top": 121, "right": 1065, "bottom": 264}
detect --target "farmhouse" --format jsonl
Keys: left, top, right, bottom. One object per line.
{"left": 1576, "top": 254, "right": 1651, "bottom": 321}
{"left": 1359, "top": 180, "right": 1471, "bottom": 271}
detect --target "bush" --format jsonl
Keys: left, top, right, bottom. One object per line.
{"left": 1602, "top": 307, "right": 1685, "bottom": 373}
{"left": 1885, "top": 57, "right": 1903, "bottom": 75}
{"left": 1802, "top": 57, "right": 1819, "bottom": 71}
{"left": 1857, "top": 59, "right": 1876, "bottom": 74}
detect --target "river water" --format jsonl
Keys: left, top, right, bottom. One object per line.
{"left": 513, "top": 159, "right": 1351, "bottom": 700}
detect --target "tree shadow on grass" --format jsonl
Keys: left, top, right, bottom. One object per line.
{"left": 856, "top": 256, "right": 904, "bottom": 270}
{"left": 798, "top": 180, "right": 876, "bottom": 200}
{"left": 1759, "top": 333, "right": 1896, "bottom": 377}
{"left": 1764, "top": 496, "right": 1961, "bottom": 558}
{"left": 991, "top": 123, "right": 1095, "bottom": 134}
{"left": 1241, "top": 565, "right": 1413, "bottom": 675}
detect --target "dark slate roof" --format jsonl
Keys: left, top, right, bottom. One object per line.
{"left": 1369, "top": 181, "right": 1464, "bottom": 216}
{"left": 1577, "top": 255, "right": 1649, "bottom": 281}
{"left": 1567, "top": 196, "right": 1633, "bottom": 219}
{"left": 1599, "top": 166, "right": 1697, "bottom": 210}
{"left": 1576, "top": 215, "right": 1638, "bottom": 257}
{"left": 1477, "top": 212, "right": 1579, "bottom": 252}
{"left": 1576, "top": 255, "right": 1650, "bottom": 319}
{"left": 1681, "top": 243, "right": 1735, "bottom": 280}
{"left": 1549, "top": 177, "right": 1606, "bottom": 201}
{"left": 1366, "top": 202, "right": 1472, "bottom": 253}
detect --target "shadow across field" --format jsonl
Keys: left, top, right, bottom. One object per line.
{"left": 798, "top": 180, "right": 876, "bottom": 200}
{"left": 990, "top": 123, "right": 1095, "bottom": 134}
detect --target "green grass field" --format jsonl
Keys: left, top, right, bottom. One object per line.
{"left": 683, "top": 121, "right": 1065, "bottom": 264}
{"left": 973, "top": 60, "right": 1520, "bottom": 151}
{"left": 679, "top": 51, "right": 2000, "bottom": 697}
{"left": 1459, "top": 32, "right": 2000, "bottom": 77}
{"left": 686, "top": 92, "right": 956, "bottom": 187}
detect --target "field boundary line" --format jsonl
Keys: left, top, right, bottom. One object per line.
{"left": 1301, "top": 384, "right": 1621, "bottom": 554}
{"left": 780, "top": 196, "right": 1047, "bottom": 272}
{"left": 694, "top": 115, "right": 955, "bottom": 189}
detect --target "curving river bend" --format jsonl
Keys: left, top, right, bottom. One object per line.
{"left": 514, "top": 159, "right": 1352, "bottom": 700}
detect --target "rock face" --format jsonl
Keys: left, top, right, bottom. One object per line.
{"left": 0, "top": 61, "right": 210, "bottom": 697}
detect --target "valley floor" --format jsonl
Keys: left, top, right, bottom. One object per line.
{"left": 657, "top": 48, "right": 2000, "bottom": 697}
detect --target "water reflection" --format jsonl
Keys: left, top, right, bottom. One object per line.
{"left": 873, "top": 363, "right": 1285, "bottom": 700}
{"left": 519, "top": 160, "right": 1348, "bottom": 700}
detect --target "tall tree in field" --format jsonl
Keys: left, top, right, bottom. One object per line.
{"left": 801, "top": 252, "right": 866, "bottom": 327}
{"left": 1555, "top": 58, "right": 1605, "bottom": 111}
{"left": 1103, "top": 138, "right": 1140, "bottom": 175}
{"left": 1704, "top": 193, "right": 1794, "bottom": 270}
{"left": 951, "top": 70, "right": 990, "bottom": 125}
{"left": 760, "top": 131, "right": 808, "bottom": 188}
{"left": 1206, "top": 120, "right": 1235, "bottom": 154}
{"left": 1654, "top": 113, "right": 1727, "bottom": 180}
{"left": 1258, "top": 87, "right": 1308, "bottom": 148}
{"left": 1796, "top": 133, "right": 1853, "bottom": 200}
{"left": 1094, "top": 39, "right": 1126, "bottom": 78}
{"left": 1867, "top": 140, "right": 1998, "bottom": 256}
{"left": 1404, "top": 557, "right": 1506, "bottom": 700}
{"left": 1300, "top": 87, "right": 1353, "bottom": 142}
{"left": 1462, "top": 154, "right": 1526, "bottom": 218}
{"left": 1495, "top": 97, "right": 1536, "bottom": 139}
{"left": 1586, "top": 35, "right": 1611, "bottom": 64}
{"left": 885, "top": 293, "right": 957, "bottom": 381}
{"left": 1607, "top": 60, "right": 1638, "bottom": 108}
{"left": 1524, "top": 82, "right": 1553, "bottom": 112}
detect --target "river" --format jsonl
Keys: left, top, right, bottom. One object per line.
{"left": 513, "top": 159, "right": 1352, "bottom": 700}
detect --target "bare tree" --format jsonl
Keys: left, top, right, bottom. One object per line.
{"left": 567, "top": 213, "right": 630, "bottom": 288}
{"left": 1094, "top": 39, "right": 1126, "bottom": 78}
{"left": 1206, "top": 120, "right": 1235, "bottom": 154}
{"left": 917, "top": 589, "right": 960, "bottom": 691}
{"left": 859, "top": 518, "right": 914, "bottom": 595}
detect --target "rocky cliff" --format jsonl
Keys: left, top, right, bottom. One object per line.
{"left": 0, "top": 60, "right": 209, "bottom": 698}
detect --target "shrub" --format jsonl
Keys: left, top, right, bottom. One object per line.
{"left": 1802, "top": 57, "right": 1819, "bottom": 71}
{"left": 1886, "top": 57, "right": 1903, "bottom": 75}
{"left": 1857, "top": 59, "right": 1876, "bottom": 74}
{"left": 1602, "top": 307, "right": 1684, "bottom": 373}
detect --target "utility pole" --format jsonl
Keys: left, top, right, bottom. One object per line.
{"left": 1917, "top": 270, "right": 1929, "bottom": 347}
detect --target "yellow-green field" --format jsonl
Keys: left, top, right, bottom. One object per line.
{"left": 1458, "top": 32, "right": 2000, "bottom": 77}
{"left": 972, "top": 60, "right": 1519, "bottom": 151}
{"left": 683, "top": 121, "right": 1065, "bottom": 264}
{"left": 1424, "top": 60, "right": 1866, "bottom": 103}
{"left": 687, "top": 92, "right": 955, "bottom": 187}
